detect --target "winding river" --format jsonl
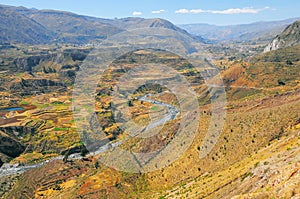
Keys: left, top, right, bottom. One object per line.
{"left": 0, "top": 94, "right": 179, "bottom": 177}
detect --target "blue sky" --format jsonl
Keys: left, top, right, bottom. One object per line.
{"left": 0, "top": 0, "right": 299, "bottom": 25}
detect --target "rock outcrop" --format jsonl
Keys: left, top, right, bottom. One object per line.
{"left": 8, "top": 78, "right": 66, "bottom": 96}
{"left": 13, "top": 54, "right": 60, "bottom": 72}
{"left": 0, "top": 126, "right": 36, "bottom": 162}
{"left": 264, "top": 20, "right": 300, "bottom": 52}
{"left": 0, "top": 132, "right": 25, "bottom": 158}
{"left": 0, "top": 126, "right": 36, "bottom": 138}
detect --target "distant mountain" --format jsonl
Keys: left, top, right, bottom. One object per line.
{"left": 19, "top": 10, "right": 125, "bottom": 43}
{"left": 0, "top": 4, "right": 201, "bottom": 45}
{"left": 0, "top": 4, "right": 124, "bottom": 44}
{"left": 105, "top": 17, "right": 191, "bottom": 36}
{"left": 264, "top": 20, "right": 300, "bottom": 52}
{"left": 0, "top": 6, "right": 55, "bottom": 44}
{"left": 179, "top": 18, "right": 300, "bottom": 43}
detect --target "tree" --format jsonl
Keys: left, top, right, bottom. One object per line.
{"left": 80, "top": 145, "right": 89, "bottom": 157}
{"left": 43, "top": 66, "right": 48, "bottom": 74}
{"left": 286, "top": 60, "right": 293, "bottom": 65}
{"left": 94, "top": 161, "right": 100, "bottom": 169}
{"left": 63, "top": 150, "right": 69, "bottom": 163}
{"left": 278, "top": 80, "right": 285, "bottom": 86}
{"left": 128, "top": 100, "right": 134, "bottom": 107}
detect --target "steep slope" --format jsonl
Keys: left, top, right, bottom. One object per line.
{"left": 162, "top": 123, "right": 300, "bottom": 199}
{"left": 264, "top": 20, "right": 300, "bottom": 52}
{"left": 0, "top": 128, "right": 28, "bottom": 162}
{"left": 0, "top": 6, "right": 55, "bottom": 44}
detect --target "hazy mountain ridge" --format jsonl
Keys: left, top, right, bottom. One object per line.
{"left": 179, "top": 18, "right": 300, "bottom": 43}
{"left": 264, "top": 20, "right": 300, "bottom": 52}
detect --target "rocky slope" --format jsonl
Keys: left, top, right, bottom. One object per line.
{"left": 264, "top": 20, "right": 300, "bottom": 52}
{"left": 0, "top": 126, "right": 34, "bottom": 163}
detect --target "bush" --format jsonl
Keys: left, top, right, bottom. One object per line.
{"left": 278, "top": 80, "right": 286, "bottom": 86}
{"left": 286, "top": 60, "right": 293, "bottom": 65}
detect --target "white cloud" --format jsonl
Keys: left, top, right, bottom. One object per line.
{"left": 190, "top": 9, "right": 206, "bottom": 14}
{"left": 175, "top": 9, "right": 189, "bottom": 14}
{"left": 175, "top": 7, "right": 270, "bottom": 15}
{"left": 152, "top": 9, "right": 165, "bottom": 14}
{"left": 210, "top": 7, "right": 263, "bottom": 14}
{"left": 132, "top": 11, "right": 142, "bottom": 16}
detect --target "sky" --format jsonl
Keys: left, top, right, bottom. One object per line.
{"left": 0, "top": 0, "right": 299, "bottom": 25}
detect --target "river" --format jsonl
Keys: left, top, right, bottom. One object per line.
{"left": 0, "top": 94, "right": 179, "bottom": 177}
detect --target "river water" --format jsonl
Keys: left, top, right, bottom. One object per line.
{"left": 0, "top": 94, "right": 179, "bottom": 177}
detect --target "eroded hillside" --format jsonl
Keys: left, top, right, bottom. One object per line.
{"left": 0, "top": 43, "right": 299, "bottom": 198}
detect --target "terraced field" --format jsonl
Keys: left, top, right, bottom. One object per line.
{"left": 0, "top": 43, "right": 299, "bottom": 198}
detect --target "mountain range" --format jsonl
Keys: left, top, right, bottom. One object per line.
{"left": 0, "top": 4, "right": 198, "bottom": 45}
{"left": 1, "top": 4, "right": 299, "bottom": 46}
{"left": 179, "top": 18, "right": 300, "bottom": 43}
